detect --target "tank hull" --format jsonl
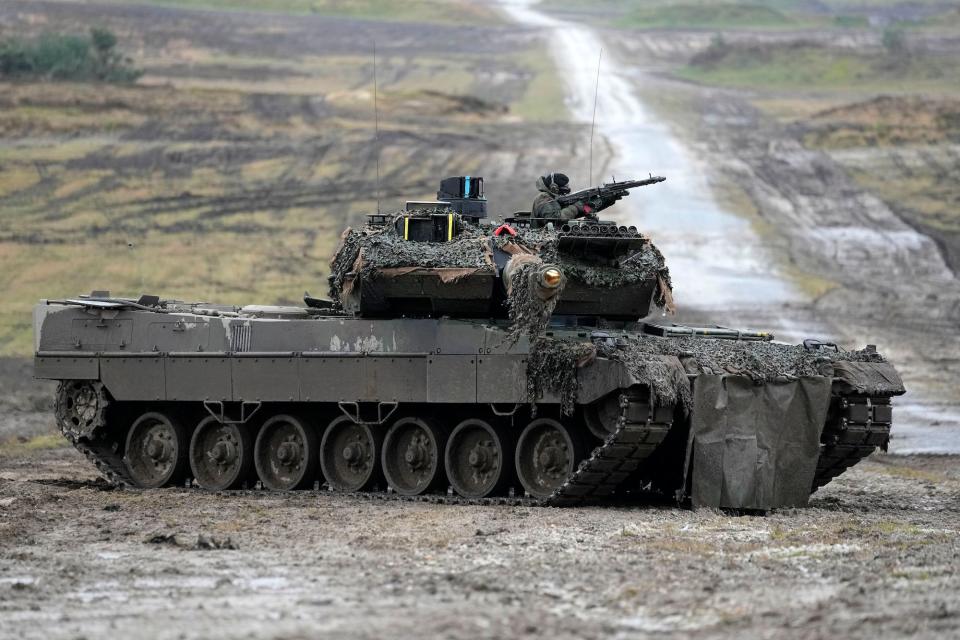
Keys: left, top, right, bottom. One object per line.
{"left": 34, "top": 301, "right": 903, "bottom": 508}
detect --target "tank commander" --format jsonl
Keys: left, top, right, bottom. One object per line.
{"left": 532, "top": 172, "right": 582, "bottom": 220}
{"left": 532, "top": 172, "right": 624, "bottom": 220}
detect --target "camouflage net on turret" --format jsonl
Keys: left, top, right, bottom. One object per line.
{"left": 328, "top": 214, "right": 674, "bottom": 320}
{"left": 328, "top": 210, "right": 492, "bottom": 305}
{"left": 528, "top": 334, "right": 896, "bottom": 415}
{"left": 493, "top": 228, "right": 673, "bottom": 306}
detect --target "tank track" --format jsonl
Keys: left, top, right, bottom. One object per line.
{"left": 62, "top": 390, "right": 675, "bottom": 507}
{"left": 812, "top": 394, "right": 892, "bottom": 491}
{"left": 545, "top": 392, "right": 674, "bottom": 506}
{"left": 73, "top": 436, "right": 133, "bottom": 488}
{"left": 54, "top": 380, "right": 136, "bottom": 488}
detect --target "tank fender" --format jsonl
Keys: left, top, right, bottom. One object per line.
{"left": 576, "top": 354, "right": 686, "bottom": 405}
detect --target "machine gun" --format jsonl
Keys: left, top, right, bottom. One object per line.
{"left": 555, "top": 175, "right": 666, "bottom": 213}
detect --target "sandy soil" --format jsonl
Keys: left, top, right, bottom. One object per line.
{"left": 1, "top": 440, "right": 958, "bottom": 640}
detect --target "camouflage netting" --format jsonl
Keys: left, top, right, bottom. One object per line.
{"left": 526, "top": 337, "right": 596, "bottom": 416}
{"left": 529, "top": 334, "right": 893, "bottom": 415}
{"left": 328, "top": 213, "right": 674, "bottom": 315}
{"left": 494, "top": 228, "right": 674, "bottom": 308}
{"left": 503, "top": 257, "right": 565, "bottom": 345}
{"left": 328, "top": 210, "right": 492, "bottom": 305}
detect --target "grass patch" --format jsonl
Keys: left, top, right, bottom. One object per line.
{"left": 621, "top": 3, "right": 794, "bottom": 29}
{"left": 0, "top": 433, "right": 65, "bottom": 456}
{"left": 803, "top": 96, "right": 960, "bottom": 148}
{"left": 100, "top": 0, "right": 501, "bottom": 24}
{"left": 679, "top": 40, "right": 960, "bottom": 92}
{"left": 511, "top": 48, "right": 568, "bottom": 123}
{"left": 872, "top": 460, "right": 950, "bottom": 483}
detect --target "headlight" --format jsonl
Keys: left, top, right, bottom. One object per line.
{"left": 541, "top": 267, "right": 563, "bottom": 288}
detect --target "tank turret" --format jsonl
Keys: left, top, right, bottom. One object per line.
{"left": 327, "top": 178, "right": 673, "bottom": 328}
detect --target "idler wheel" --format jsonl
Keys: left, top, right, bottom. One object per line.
{"left": 55, "top": 380, "right": 109, "bottom": 441}
{"left": 124, "top": 412, "right": 189, "bottom": 488}
{"left": 320, "top": 416, "right": 383, "bottom": 492}
{"left": 515, "top": 418, "right": 584, "bottom": 499}
{"left": 445, "top": 419, "right": 511, "bottom": 499}
{"left": 382, "top": 417, "right": 445, "bottom": 496}
{"left": 254, "top": 414, "right": 319, "bottom": 491}
{"left": 190, "top": 416, "right": 254, "bottom": 490}
{"left": 584, "top": 394, "right": 621, "bottom": 440}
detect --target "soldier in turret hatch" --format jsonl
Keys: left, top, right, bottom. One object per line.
{"left": 532, "top": 172, "right": 623, "bottom": 220}
{"left": 532, "top": 173, "right": 583, "bottom": 220}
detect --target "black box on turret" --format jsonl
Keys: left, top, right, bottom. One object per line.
{"left": 437, "top": 176, "right": 486, "bottom": 221}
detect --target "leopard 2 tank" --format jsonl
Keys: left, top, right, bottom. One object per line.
{"left": 34, "top": 175, "right": 905, "bottom": 508}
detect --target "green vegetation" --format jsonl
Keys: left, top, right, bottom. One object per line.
{"left": 103, "top": 0, "right": 500, "bottom": 24}
{"left": 511, "top": 48, "right": 567, "bottom": 122}
{"left": 621, "top": 4, "right": 793, "bottom": 29}
{"left": 680, "top": 38, "right": 960, "bottom": 91}
{"left": 546, "top": 0, "right": 960, "bottom": 32}
{"left": 0, "top": 28, "right": 142, "bottom": 83}
{"left": 0, "top": 433, "right": 64, "bottom": 456}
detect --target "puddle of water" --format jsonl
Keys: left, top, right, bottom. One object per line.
{"left": 890, "top": 401, "right": 960, "bottom": 454}
{"left": 243, "top": 576, "right": 291, "bottom": 591}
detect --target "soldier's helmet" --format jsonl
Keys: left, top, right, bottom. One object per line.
{"left": 542, "top": 172, "right": 571, "bottom": 195}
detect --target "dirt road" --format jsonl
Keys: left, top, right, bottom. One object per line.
{"left": 1, "top": 442, "right": 958, "bottom": 640}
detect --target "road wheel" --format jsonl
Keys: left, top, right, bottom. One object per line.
{"left": 515, "top": 418, "right": 583, "bottom": 499}
{"left": 124, "top": 411, "right": 189, "bottom": 488}
{"left": 189, "top": 416, "right": 254, "bottom": 490}
{"left": 254, "top": 414, "right": 319, "bottom": 491}
{"left": 382, "top": 417, "right": 445, "bottom": 496}
{"left": 320, "top": 416, "right": 383, "bottom": 492}
{"left": 445, "top": 419, "right": 510, "bottom": 499}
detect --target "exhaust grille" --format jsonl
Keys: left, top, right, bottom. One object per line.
{"left": 230, "top": 324, "right": 251, "bottom": 352}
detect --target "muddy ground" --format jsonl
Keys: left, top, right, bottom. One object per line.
{"left": 1, "top": 431, "right": 958, "bottom": 640}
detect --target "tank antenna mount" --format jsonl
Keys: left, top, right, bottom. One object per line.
{"left": 588, "top": 48, "right": 602, "bottom": 185}
{"left": 373, "top": 40, "right": 381, "bottom": 214}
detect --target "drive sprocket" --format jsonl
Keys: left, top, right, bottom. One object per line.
{"left": 54, "top": 380, "right": 109, "bottom": 441}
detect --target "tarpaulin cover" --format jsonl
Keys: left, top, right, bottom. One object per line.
{"left": 685, "top": 375, "right": 832, "bottom": 510}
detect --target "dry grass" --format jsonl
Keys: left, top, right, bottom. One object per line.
{"left": 0, "top": 432, "right": 65, "bottom": 456}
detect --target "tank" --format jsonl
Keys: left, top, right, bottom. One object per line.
{"left": 33, "top": 176, "right": 905, "bottom": 508}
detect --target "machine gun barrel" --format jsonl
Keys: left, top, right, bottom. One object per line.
{"left": 556, "top": 175, "right": 666, "bottom": 208}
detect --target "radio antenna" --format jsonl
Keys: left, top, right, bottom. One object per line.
{"left": 588, "top": 48, "right": 602, "bottom": 185}
{"left": 373, "top": 41, "right": 381, "bottom": 214}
